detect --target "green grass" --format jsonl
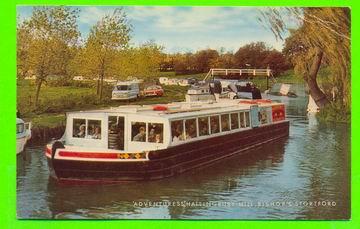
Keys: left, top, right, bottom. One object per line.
{"left": 17, "top": 79, "right": 189, "bottom": 127}
{"left": 17, "top": 68, "right": 341, "bottom": 127}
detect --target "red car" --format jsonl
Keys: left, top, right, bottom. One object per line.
{"left": 143, "top": 85, "right": 164, "bottom": 97}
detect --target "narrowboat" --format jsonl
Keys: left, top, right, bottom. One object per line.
{"left": 45, "top": 99, "right": 289, "bottom": 183}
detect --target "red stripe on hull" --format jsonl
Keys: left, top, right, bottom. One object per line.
{"left": 58, "top": 151, "right": 119, "bottom": 159}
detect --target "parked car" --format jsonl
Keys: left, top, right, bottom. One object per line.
{"left": 111, "top": 81, "right": 140, "bottom": 100}
{"left": 143, "top": 85, "right": 164, "bottom": 97}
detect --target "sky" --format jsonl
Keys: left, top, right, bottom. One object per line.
{"left": 17, "top": 6, "right": 295, "bottom": 53}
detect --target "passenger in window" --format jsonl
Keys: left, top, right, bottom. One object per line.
{"left": 185, "top": 119, "right": 197, "bottom": 140}
{"left": 133, "top": 126, "right": 146, "bottom": 142}
{"left": 221, "top": 115, "right": 230, "bottom": 131}
{"left": 240, "top": 113, "right": 245, "bottom": 128}
{"left": 172, "top": 122, "right": 184, "bottom": 142}
{"left": 77, "top": 124, "right": 86, "bottom": 138}
{"left": 155, "top": 133, "right": 162, "bottom": 143}
{"left": 148, "top": 128, "right": 156, "bottom": 142}
{"left": 231, "top": 113, "right": 239, "bottom": 129}
{"left": 199, "top": 117, "right": 209, "bottom": 136}
{"left": 92, "top": 126, "right": 101, "bottom": 139}
{"left": 199, "top": 125, "right": 208, "bottom": 136}
{"left": 210, "top": 119, "right": 220, "bottom": 134}
{"left": 186, "top": 124, "right": 197, "bottom": 139}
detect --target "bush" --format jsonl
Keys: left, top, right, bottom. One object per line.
{"left": 317, "top": 101, "right": 351, "bottom": 123}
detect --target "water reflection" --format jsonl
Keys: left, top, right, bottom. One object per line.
{"left": 45, "top": 139, "right": 286, "bottom": 219}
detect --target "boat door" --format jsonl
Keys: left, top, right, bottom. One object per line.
{"left": 108, "top": 116, "right": 125, "bottom": 150}
{"left": 250, "top": 105, "right": 260, "bottom": 128}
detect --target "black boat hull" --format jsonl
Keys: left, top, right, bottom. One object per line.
{"left": 47, "top": 121, "right": 289, "bottom": 183}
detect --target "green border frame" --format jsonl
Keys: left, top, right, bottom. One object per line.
{"left": 0, "top": 0, "right": 358, "bottom": 228}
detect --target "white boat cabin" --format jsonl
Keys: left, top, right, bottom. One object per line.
{"left": 63, "top": 100, "right": 285, "bottom": 153}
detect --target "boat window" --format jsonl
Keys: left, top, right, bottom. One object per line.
{"left": 87, "top": 120, "right": 102, "bottom": 139}
{"left": 210, "top": 115, "right": 220, "bottom": 134}
{"left": 230, "top": 113, "right": 239, "bottom": 130}
{"left": 185, "top": 119, "right": 197, "bottom": 140}
{"left": 221, "top": 114, "right": 230, "bottom": 132}
{"left": 73, "top": 118, "right": 86, "bottom": 138}
{"left": 171, "top": 120, "right": 184, "bottom": 142}
{"left": 198, "top": 116, "right": 209, "bottom": 136}
{"left": 240, "top": 112, "right": 245, "bottom": 128}
{"left": 116, "top": 85, "right": 129, "bottom": 91}
{"left": 148, "top": 123, "right": 164, "bottom": 143}
{"left": 245, "top": 112, "right": 250, "bottom": 127}
{"left": 16, "top": 123, "right": 24, "bottom": 134}
{"left": 132, "top": 122, "right": 146, "bottom": 142}
{"left": 108, "top": 116, "right": 124, "bottom": 150}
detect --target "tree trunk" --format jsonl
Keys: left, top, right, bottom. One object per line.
{"left": 99, "top": 74, "right": 104, "bottom": 101}
{"left": 34, "top": 79, "right": 43, "bottom": 108}
{"left": 96, "top": 78, "right": 100, "bottom": 95}
{"left": 306, "top": 48, "right": 329, "bottom": 108}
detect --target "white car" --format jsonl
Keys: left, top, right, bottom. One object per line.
{"left": 112, "top": 81, "right": 140, "bottom": 101}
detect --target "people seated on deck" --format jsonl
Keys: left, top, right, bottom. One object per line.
{"left": 133, "top": 126, "right": 146, "bottom": 142}
{"left": 92, "top": 126, "right": 101, "bottom": 139}
{"left": 77, "top": 124, "right": 86, "bottom": 138}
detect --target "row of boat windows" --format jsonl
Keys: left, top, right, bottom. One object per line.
{"left": 73, "top": 119, "right": 102, "bottom": 139}
{"left": 72, "top": 111, "right": 251, "bottom": 143}
{"left": 131, "top": 122, "right": 164, "bottom": 143}
{"left": 171, "top": 111, "right": 250, "bottom": 142}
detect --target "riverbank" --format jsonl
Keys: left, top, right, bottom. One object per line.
{"left": 17, "top": 68, "right": 348, "bottom": 128}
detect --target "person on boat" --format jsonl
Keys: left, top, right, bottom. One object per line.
{"left": 251, "top": 84, "right": 262, "bottom": 99}
{"left": 77, "top": 124, "right": 86, "bottom": 138}
{"left": 209, "top": 80, "right": 222, "bottom": 102}
{"left": 148, "top": 128, "right": 156, "bottom": 142}
{"left": 188, "top": 124, "right": 197, "bottom": 139}
{"left": 92, "top": 126, "right": 101, "bottom": 139}
{"left": 221, "top": 118, "right": 230, "bottom": 131}
{"left": 211, "top": 121, "right": 219, "bottom": 134}
{"left": 155, "top": 133, "right": 162, "bottom": 143}
{"left": 133, "top": 126, "right": 146, "bottom": 142}
{"left": 199, "top": 124, "right": 208, "bottom": 136}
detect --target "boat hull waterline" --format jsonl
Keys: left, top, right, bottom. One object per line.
{"left": 46, "top": 121, "right": 289, "bottom": 183}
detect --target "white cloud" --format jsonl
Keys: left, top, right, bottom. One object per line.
{"left": 78, "top": 6, "right": 116, "bottom": 25}
{"left": 127, "top": 6, "right": 258, "bottom": 32}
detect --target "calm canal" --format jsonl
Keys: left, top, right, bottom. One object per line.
{"left": 16, "top": 94, "right": 350, "bottom": 219}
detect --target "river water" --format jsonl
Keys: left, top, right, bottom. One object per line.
{"left": 16, "top": 94, "right": 350, "bottom": 219}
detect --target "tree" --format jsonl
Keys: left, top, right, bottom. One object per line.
{"left": 173, "top": 53, "right": 197, "bottom": 75}
{"left": 233, "top": 42, "right": 290, "bottom": 75}
{"left": 17, "top": 20, "right": 32, "bottom": 79}
{"left": 234, "top": 42, "right": 269, "bottom": 68}
{"left": 18, "top": 7, "right": 80, "bottom": 107}
{"left": 194, "top": 49, "right": 220, "bottom": 73}
{"left": 260, "top": 7, "right": 350, "bottom": 108}
{"left": 80, "top": 8, "right": 131, "bottom": 100}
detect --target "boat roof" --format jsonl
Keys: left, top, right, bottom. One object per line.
{"left": 116, "top": 81, "right": 140, "bottom": 85}
{"left": 66, "top": 99, "right": 283, "bottom": 120}
{"left": 16, "top": 118, "right": 25, "bottom": 124}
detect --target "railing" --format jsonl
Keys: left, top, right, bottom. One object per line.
{"left": 204, "top": 68, "right": 273, "bottom": 81}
